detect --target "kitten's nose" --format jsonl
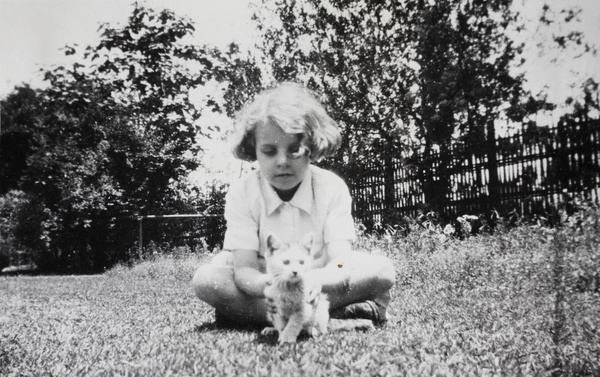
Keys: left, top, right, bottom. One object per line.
{"left": 292, "top": 271, "right": 298, "bottom": 276}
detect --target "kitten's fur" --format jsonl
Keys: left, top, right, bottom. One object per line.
{"left": 262, "top": 233, "right": 330, "bottom": 344}
{"left": 262, "top": 233, "right": 374, "bottom": 344}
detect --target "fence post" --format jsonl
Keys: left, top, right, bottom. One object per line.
{"left": 486, "top": 119, "right": 500, "bottom": 212}
{"left": 383, "top": 149, "right": 396, "bottom": 223}
{"left": 138, "top": 217, "right": 143, "bottom": 255}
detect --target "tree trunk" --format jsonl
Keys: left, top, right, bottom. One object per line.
{"left": 383, "top": 143, "right": 396, "bottom": 224}
{"left": 486, "top": 119, "right": 500, "bottom": 212}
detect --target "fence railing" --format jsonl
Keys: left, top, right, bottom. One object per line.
{"left": 135, "top": 214, "right": 223, "bottom": 253}
{"left": 349, "top": 118, "right": 600, "bottom": 226}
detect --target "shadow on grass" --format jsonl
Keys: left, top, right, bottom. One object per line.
{"left": 193, "top": 321, "right": 314, "bottom": 346}
{"left": 193, "top": 321, "right": 264, "bottom": 334}
{"left": 255, "top": 332, "right": 279, "bottom": 346}
{"left": 255, "top": 329, "right": 315, "bottom": 346}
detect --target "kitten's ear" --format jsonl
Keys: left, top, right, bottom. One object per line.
{"left": 267, "top": 234, "right": 282, "bottom": 252}
{"left": 300, "top": 233, "right": 313, "bottom": 253}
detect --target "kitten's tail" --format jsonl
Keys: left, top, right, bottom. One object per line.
{"left": 327, "top": 318, "right": 375, "bottom": 332}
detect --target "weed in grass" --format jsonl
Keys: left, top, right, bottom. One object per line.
{"left": 547, "top": 200, "right": 600, "bottom": 377}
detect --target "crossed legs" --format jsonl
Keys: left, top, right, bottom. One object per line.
{"left": 192, "top": 250, "right": 395, "bottom": 326}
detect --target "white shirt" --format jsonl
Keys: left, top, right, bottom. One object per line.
{"left": 222, "top": 165, "right": 355, "bottom": 271}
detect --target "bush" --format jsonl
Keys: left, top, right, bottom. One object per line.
{"left": 0, "top": 179, "right": 228, "bottom": 274}
{"left": 0, "top": 190, "right": 32, "bottom": 270}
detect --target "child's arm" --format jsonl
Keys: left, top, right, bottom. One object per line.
{"left": 232, "top": 249, "right": 271, "bottom": 298}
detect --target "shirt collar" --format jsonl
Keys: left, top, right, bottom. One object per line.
{"left": 262, "top": 168, "right": 313, "bottom": 216}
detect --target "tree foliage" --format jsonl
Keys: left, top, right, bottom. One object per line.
{"left": 250, "top": 0, "right": 529, "bottom": 217}
{"left": 0, "top": 5, "right": 229, "bottom": 272}
{"left": 0, "top": 86, "right": 41, "bottom": 194}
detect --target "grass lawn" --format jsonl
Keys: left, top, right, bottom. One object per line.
{"left": 1, "top": 215, "right": 599, "bottom": 376}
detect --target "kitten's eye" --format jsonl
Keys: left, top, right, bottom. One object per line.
{"left": 299, "top": 260, "right": 305, "bottom": 265}
{"left": 283, "top": 260, "right": 290, "bottom": 265}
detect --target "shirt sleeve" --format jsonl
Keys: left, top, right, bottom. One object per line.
{"left": 222, "top": 178, "right": 260, "bottom": 251}
{"left": 323, "top": 179, "right": 356, "bottom": 244}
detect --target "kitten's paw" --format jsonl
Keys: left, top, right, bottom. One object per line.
{"left": 279, "top": 330, "right": 299, "bottom": 344}
{"left": 317, "top": 324, "right": 328, "bottom": 336}
{"left": 261, "top": 327, "right": 278, "bottom": 337}
{"left": 306, "top": 327, "right": 324, "bottom": 338}
{"left": 279, "top": 332, "right": 299, "bottom": 344}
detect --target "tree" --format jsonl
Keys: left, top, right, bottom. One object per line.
{"left": 250, "top": 0, "right": 528, "bottom": 221}
{"left": 251, "top": 1, "right": 417, "bottom": 223}
{"left": 219, "top": 43, "right": 264, "bottom": 118}
{"left": 0, "top": 85, "right": 43, "bottom": 195}
{"left": 0, "top": 5, "right": 229, "bottom": 272}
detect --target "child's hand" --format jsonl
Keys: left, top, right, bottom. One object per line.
{"left": 305, "top": 270, "right": 323, "bottom": 304}
{"left": 263, "top": 274, "right": 277, "bottom": 313}
{"left": 266, "top": 297, "right": 277, "bottom": 314}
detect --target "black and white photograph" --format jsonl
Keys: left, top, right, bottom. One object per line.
{"left": 1, "top": 0, "right": 599, "bottom": 375}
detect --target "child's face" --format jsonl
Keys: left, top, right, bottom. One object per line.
{"left": 255, "top": 120, "right": 310, "bottom": 191}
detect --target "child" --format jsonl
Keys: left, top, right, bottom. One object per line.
{"left": 192, "top": 82, "right": 396, "bottom": 328}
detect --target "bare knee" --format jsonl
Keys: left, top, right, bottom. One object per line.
{"left": 192, "top": 251, "right": 234, "bottom": 302}
{"left": 192, "top": 264, "right": 223, "bottom": 304}
{"left": 192, "top": 264, "right": 269, "bottom": 325}
{"left": 192, "top": 265, "right": 209, "bottom": 300}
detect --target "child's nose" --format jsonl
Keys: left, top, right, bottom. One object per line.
{"left": 277, "top": 152, "right": 289, "bottom": 166}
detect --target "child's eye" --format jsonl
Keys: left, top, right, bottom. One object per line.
{"left": 260, "top": 148, "right": 277, "bottom": 157}
{"left": 283, "top": 260, "right": 290, "bottom": 265}
{"left": 288, "top": 145, "right": 306, "bottom": 159}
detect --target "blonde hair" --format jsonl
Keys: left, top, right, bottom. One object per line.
{"left": 229, "top": 82, "right": 341, "bottom": 162}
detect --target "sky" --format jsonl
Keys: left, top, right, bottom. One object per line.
{"left": 1, "top": 0, "right": 599, "bottom": 101}
{"left": 0, "top": 0, "right": 258, "bottom": 97}
{"left": 0, "top": 0, "right": 599, "bottom": 181}
{"left": 511, "top": 0, "right": 600, "bottom": 108}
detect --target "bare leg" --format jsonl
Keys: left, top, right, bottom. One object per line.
{"left": 325, "top": 252, "right": 395, "bottom": 311}
{"left": 192, "top": 254, "right": 269, "bottom": 326}
{"left": 192, "top": 251, "right": 395, "bottom": 326}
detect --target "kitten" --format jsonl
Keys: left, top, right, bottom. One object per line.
{"left": 262, "top": 233, "right": 374, "bottom": 344}
{"left": 262, "top": 233, "right": 329, "bottom": 344}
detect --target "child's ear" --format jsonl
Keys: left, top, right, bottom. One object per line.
{"left": 300, "top": 233, "right": 313, "bottom": 253}
{"left": 267, "top": 234, "right": 282, "bottom": 252}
